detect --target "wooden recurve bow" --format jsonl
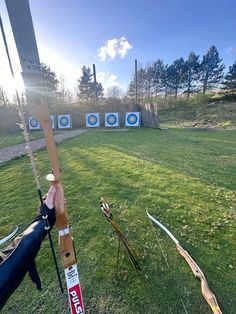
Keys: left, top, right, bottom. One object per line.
{"left": 5, "top": 1, "right": 84, "bottom": 313}
{"left": 147, "top": 211, "right": 223, "bottom": 314}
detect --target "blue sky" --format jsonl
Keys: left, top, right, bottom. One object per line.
{"left": 0, "top": 0, "right": 236, "bottom": 95}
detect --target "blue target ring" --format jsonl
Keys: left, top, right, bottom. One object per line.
{"left": 59, "top": 116, "right": 69, "bottom": 127}
{"left": 88, "top": 115, "right": 98, "bottom": 125}
{"left": 127, "top": 113, "right": 138, "bottom": 125}
{"left": 107, "top": 114, "right": 117, "bottom": 126}
{"left": 30, "top": 118, "right": 39, "bottom": 128}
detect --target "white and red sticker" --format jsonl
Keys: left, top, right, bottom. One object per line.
{"left": 65, "top": 264, "right": 84, "bottom": 314}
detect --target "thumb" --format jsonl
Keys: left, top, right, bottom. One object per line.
{"left": 44, "top": 185, "right": 56, "bottom": 209}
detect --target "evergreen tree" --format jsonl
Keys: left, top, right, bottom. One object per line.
{"left": 127, "top": 65, "right": 146, "bottom": 99}
{"left": 152, "top": 59, "right": 168, "bottom": 97}
{"left": 222, "top": 61, "right": 236, "bottom": 90}
{"left": 167, "top": 58, "right": 187, "bottom": 98}
{"left": 78, "top": 66, "right": 103, "bottom": 100}
{"left": 127, "top": 78, "right": 136, "bottom": 98}
{"left": 144, "top": 64, "right": 155, "bottom": 98}
{"left": 41, "top": 63, "right": 59, "bottom": 93}
{"left": 94, "top": 82, "right": 104, "bottom": 99}
{"left": 199, "top": 46, "right": 225, "bottom": 93}
{"left": 137, "top": 66, "right": 146, "bottom": 98}
{"left": 78, "top": 66, "right": 93, "bottom": 100}
{"left": 184, "top": 52, "right": 201, "bottom": 98}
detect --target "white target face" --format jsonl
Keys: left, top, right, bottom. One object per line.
{"left": 58, "top": 114, "right": 71, "bottom": 129}
{"left": 50, "top": 115, "right": 55, "bottom": 129}
{"left": 125, "top": 112, "right": 140, "bottom": 127}
{"left": 29, "top": 117, "right": 40, "bottom": 129}
{"left": 86, "top": 113, "right": 100, "bottom": 127}
{"left": 105, "top": 113, "right": 119, "bottom": 127}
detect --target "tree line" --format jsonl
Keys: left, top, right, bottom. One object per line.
{"left": 128, "top": 45, "right": 236, "bottom": 99}
{"left": 1, "top": 45, "right": 236, "bottom": 109}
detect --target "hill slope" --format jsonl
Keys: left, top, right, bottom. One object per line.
{"left": 158, "top": 101, "right": 236, "bottom": 129}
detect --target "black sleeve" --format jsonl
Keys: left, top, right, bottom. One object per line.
{"left": 0, "top": 205, "right": 55, "bottom": 309}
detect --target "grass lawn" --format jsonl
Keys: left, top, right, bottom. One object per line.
{"left": 0, "top": 128, "right": 235, "bottom": 314}
{"left": 0, "top": 132, "right": 44, "bottom": 148}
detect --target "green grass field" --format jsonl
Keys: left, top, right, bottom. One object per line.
{"left": 0, "top": 132, "right": 44, "bottom": 148}
{"left": 0, "top": 128, "right": 235, "bottom": 314}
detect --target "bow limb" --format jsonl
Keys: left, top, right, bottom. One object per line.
{"left": 176, "top": 243, "right": 222, "bottom": 314}
{"left": 0, "top": 227, "right": 19, "bottom": 245}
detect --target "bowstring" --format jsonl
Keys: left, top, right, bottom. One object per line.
{"left": 0, "top": 14, "right": 64, "bottom": 293}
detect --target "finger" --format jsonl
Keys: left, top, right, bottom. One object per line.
{"left": 44, "top": 185, "right": 56, "bottom": 209}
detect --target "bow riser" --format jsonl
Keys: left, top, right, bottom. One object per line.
{"left": 176, "top": 243, "right": 222, "bottom": 314}
{"left": 5, "top": 0, "right": 84, "bottom": 312}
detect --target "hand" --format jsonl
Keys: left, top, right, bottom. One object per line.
{"left": 44, "top": 185, "right": 57, "bottom": 209}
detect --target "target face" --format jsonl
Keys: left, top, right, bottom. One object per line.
{"left": 105, "top": 113, "right": 119, "bottom": 127}
{"left": 86, "top": 113, "right": 99, "bottom": 127}
{"left": 50, "top": 115, "right": 55, "bottom": 129}
{"left": 29, "top": 117, "right": 40, "bottom": 129}
{"left": 58, "top": 114, "right": 71, "bottom": 129}
{"left": 125, "top": 112, "right": 140, "bottom": 127}
{"left": 88, "top": 115, "right": 97, "bottom": 125}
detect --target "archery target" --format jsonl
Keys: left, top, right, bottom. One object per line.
{"left": 29, "top": 116, "right": 40, "bottom": 130}
{"left": 50, "top": 115, "right": 55, "bottom": 129}
{"left": 58, "top": 114, "right": 71, "bottom": 129}
{"left": 125, "top": 112, "right": 140, "bottom": 127}
{"left": 105, "top": 113, "right": 119, "bottom": 127}
{"left": 86, "top": 113, "right": 100, "bottom": 127}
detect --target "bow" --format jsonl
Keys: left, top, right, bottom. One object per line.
{"left": 146, "top": 211, "right": 222, "bottom": 314}
{"left": 0, "top": 227, "right": 19, "bottom": 245}
{"left": 5, "top": 1, "right": 84, "bottom": 313}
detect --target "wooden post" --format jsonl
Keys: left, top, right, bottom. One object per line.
{"left": 93, "top": 63, "right": 98, "bottom": 102}
{"left": 135, "top": 59, "right": 138, "bottom": 105}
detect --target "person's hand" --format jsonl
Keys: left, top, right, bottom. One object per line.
{"left": 52, "top": 182, "right": 68, "bottom": 229}
{"left": 44, "top": 185, "right": 57, "bottom": 209}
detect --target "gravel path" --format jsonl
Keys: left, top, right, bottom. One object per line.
{"left": 0, "top": 130, "right": 85, "bottom": 164}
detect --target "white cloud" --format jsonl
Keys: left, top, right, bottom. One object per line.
{"left": 97, "top": 37, "right": 133, "bottom": 61}
{"left": 97, "top": 71, "right": 125, "bottom": 95}
{"left": 225, "top": 47, "right": 236, "bottom": 54}
{"left": 97, "top": 71, "right": 118, "bottom": 86}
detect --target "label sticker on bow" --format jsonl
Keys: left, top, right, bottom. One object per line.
{"left": 65, "top": 264, "right": 84, "bottom": 314}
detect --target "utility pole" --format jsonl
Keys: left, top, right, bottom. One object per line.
{"left": 93, "top": 63, "right": 98, "bottom": 102}
{"left": 135, "top": 59, "right": 138, "bottom": 105}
